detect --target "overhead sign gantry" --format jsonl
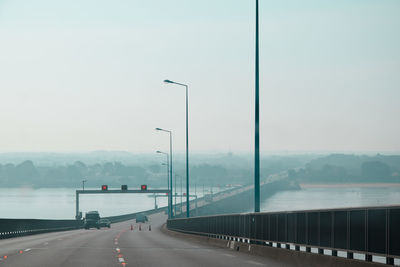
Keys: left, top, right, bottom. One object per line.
{"left": 75, "top": 185, "right": 170, "bottom": 219}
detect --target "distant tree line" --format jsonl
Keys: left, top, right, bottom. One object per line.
{"left": 288, "top": 154, "right": 400, "bottom": 183}
{"left": 6, "top": 153, "right": 396, "bottom": 188}
{"left": 0, "top": 154, "right": 307, "bottom": 188}
{"left": 0, "top": 161, "right": 155, "bottom": 188}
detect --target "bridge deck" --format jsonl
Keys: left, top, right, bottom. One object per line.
{"left": 0, "top": 213, "right": 283, "bottom": 267}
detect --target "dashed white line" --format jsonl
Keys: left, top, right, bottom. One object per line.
{"left": 246, "top": 260, "right": 265, "bottom": 266}
{"left": 118, "top": 258, "right": 125, "bottom": 263}
{"left": 24, "top": 248, "right": 31, "bottom": 252}
{"left": 222, "top": 253, "right": 235, "bottom": 257}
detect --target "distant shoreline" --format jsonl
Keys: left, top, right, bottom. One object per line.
{"left": 300, "top": 183, "right": 400, "bottom": 189}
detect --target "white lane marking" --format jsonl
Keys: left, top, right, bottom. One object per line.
{"left": 115, "top": 248, "right": 120, "bottom": 252}
{"left": 24, "top": 248, "right": 32, "bottom": 252}
{"left": 115, "top": 242, "right": 118, "bottom": 245}
{"left": 43, "top": 242, "right": 49, "bottom": 245}
{"left": 118, "top": 258, "right": 125, "bottom": 262}
{"left": 222, "top": 253, "right": 235, "bottom": 257}
{"left": 247, "top": 260, "right": 265, "bottom": 266}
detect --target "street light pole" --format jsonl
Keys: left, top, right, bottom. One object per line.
{"left": 164, "top": 79, "right": 190, "bottom": 218}
{"left": 180, "top": 174, "right": 183, "bottom": 213}
{"left": 157, "top": 150, "right": 170, "bottom": 218}
{"left": 82, "top": 179, "right": 87, "bottom": 191}
{"left": 156, "top": 128, "right": 173, "bottom": 218}
{"left": 254, "top": 0, "right": 260, "bottom": 213}
{"left": 174, "top": 173, "right": 177, "bottom": 216}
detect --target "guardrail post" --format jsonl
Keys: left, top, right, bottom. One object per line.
{"left": 386, "top": 257, "right": 394, "bottom": 265}
{"left": 347, "top": 252, "right": 353, "bottom": 259}
{"left": 386, "top": 209, "right": 394, "bottom": 265}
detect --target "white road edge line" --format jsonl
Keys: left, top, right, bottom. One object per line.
{"left": 24, "top": 248, "right": 32, "bottom": 252}
{"left": 118, "top": 258, "right": 125, "bottom": 262}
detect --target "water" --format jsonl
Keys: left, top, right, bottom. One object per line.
{"left": 261, "top": 186, "right": 400, "bottom": 212}
{"left": 0, "top": 186, "right": 221, "bottom": 219}
{"left": 0, "top": 186, "right": 399, "bottom": 219}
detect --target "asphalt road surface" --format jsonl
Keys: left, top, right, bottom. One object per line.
{"left": 0, "top": 213, "right": 286, "bottom": 267}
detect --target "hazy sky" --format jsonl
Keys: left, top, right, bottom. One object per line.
{"left": 0, "top": 0, "right": 399, "bottom": 154}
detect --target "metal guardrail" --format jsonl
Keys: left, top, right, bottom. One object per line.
{"left": 167, "top": 205, "right": 400, "bottom": 265}
{"left": 0, "top": 206, "right": 169, "bottom": 239}
{"left": 0, "top": 219, "right": 83, "bottom": 239}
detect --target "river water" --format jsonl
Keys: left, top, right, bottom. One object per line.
{"left": 260, "top": 185, "right": 400, "bottom": 212}
{"left": 0, "top": 186, "right": 399, "bottom": 219}
{"left": 0, "top": 187, "right": 220, "bottom": 219}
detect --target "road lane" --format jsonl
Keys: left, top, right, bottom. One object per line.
{"left": 111, "top": 213, "right": 281, "bottom": 267}
{"left": 1, "top": 227, "right": 120, "bottom": 266}
{"left": 0, "top": 213, "right": 283, "bottom": 267}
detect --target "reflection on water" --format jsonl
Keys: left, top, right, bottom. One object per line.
{"left": 261, "top": 187, "right": 400, "bottom": 212}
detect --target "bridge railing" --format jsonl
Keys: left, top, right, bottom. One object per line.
{"left": 104, "top": 206, "right": 168, "bottom": 223}
{"left": 0, "top": 219, "right": 83, "bottom": 239}
{"left": 167, "top": 205, "right": 400, "bottom": 265}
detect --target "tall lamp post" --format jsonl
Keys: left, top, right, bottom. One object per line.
{"left": 157, "top": 150, "right": 170, "bottom": 219}
{"left": 254, "top": 0, "right": 260, "bottom": 213}
{"left": 156, "top": 128, "right": 173, "bottom": 218}
{"left": 82, "top": 179, "right": 87, "bottom": 191}
{"left": 164, "top": 79, "right": 190, "bottom": 218}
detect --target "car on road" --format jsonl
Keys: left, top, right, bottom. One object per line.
{"left": 97, "top": 218, "right": 111, "bottom": 228}
{"left": 84, "top": 211, "right": 100, "bottom": 229}
{"left": 136, "top": 214, "right": 148, "bottom": 223}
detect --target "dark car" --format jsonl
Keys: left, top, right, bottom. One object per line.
{"left": 136, "top": 214, "right": 148, "bottom": 223}
{"left": 84, "top": 211, "right": 100, "bottom": 229}
{"left": 97, "top": 218, "right": 111, "bottom": 228}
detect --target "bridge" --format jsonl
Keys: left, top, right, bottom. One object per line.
{"left": 0, "top": 181, "right": 399, "bottom": 266}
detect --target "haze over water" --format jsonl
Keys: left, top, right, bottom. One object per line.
{"left": 1, "top": 186, "right": 398, "bottom": 219}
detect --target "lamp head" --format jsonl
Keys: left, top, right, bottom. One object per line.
{"left": 164, "top": 79, "right": 173, "bottom": 84}
{"left": 155, "top": 127, "right": 162, "bottom": 131}
{"left": 156, "top": 150, "right": 162, "bottom": 154}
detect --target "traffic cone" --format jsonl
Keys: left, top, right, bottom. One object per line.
{"left": 139, "top": 224, "right": 141, "bottom": 231}
{"left": 149, "top": 225, "right": 151, "bottom": 231}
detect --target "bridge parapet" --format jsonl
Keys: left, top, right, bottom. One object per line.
{"left": 167, "top": 205, "right": 400, "bottom": 265}
{"left": 0, "top": 219, "right": 83, "bottom": 239}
